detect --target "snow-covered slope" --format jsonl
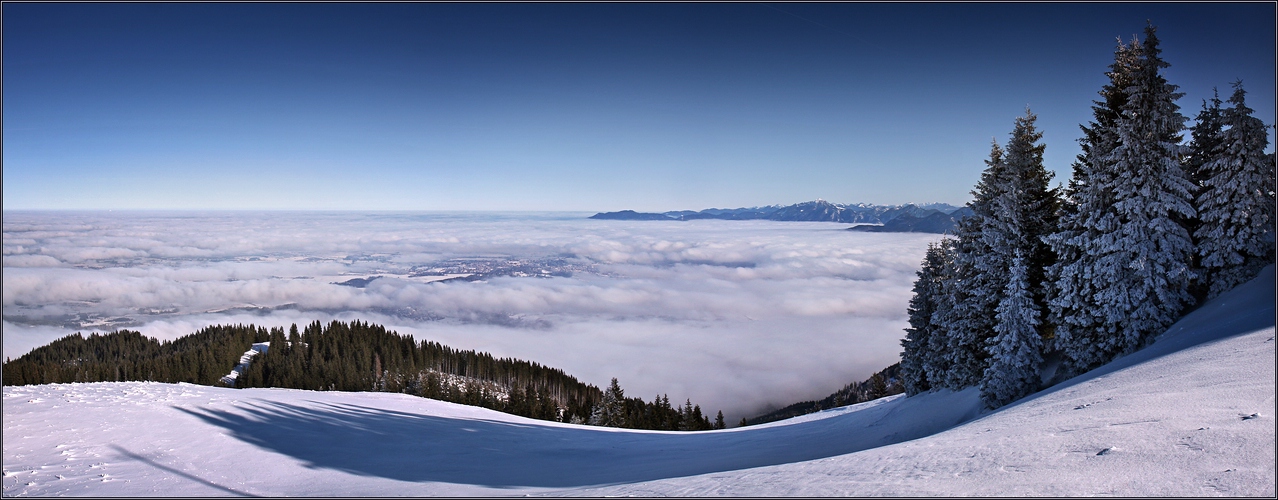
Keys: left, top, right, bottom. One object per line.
{"left": 4, "top": 267, "right": 1273, "bottom": 496}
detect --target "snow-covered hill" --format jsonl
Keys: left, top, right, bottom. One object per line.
{"left": 4, "top": 267, "right": 1273, "bottom": 496}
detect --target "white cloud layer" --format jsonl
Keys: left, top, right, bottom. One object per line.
{"left": 2, "top": 211, "right": 941, "bottom": 421}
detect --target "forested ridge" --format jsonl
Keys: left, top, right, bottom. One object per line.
{"left": 2, "top": 320, "right": 722, "bottom": 430}
{"left": 2, "top": 325, "right": 260, "bottom": 387}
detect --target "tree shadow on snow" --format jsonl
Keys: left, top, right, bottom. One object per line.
{"left": 175, "top": 395, "right": 932, "bottom": 488}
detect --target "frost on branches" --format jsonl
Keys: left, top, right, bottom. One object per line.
{"left": 901, "top": 241, "right": 948, "bottom": 396}
{"left": 1194, "top": 81, "right": 1276, "bottom": 298}
{"left": 589, "top": 377, "right": 626, "bottom": 428}
{"left": 1048, "top": 24, "right": 1196, "bottom": 375}
{"left": 899, "top": 22, "right": 1254, "bottom": 411}
{"left": 979, "top": 254, "right": 1044, "bottom": 409}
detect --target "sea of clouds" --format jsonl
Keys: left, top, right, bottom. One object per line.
{"left": 2, "top": 211, "right": 942, "bottom": 421}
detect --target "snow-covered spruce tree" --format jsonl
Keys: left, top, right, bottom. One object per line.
{"left": 1053, "top": 24, "right": 1196, "bottom": 374}
{"left": 1046, "top": 37, "right": 1139, "bottom": 376}
{"left": 1101, "top": 23, "right": 1196, "bottom": 350}
{"left": 984, "top": 109, "right": 1060, "bottom": 330}
{"left": 589, "top": 377, "right": 626, "bottom": 427}
{"left": 979, "top": 253, "right": 1044, "bottom": 409}
{"left": 1195, "top": 81, "right": 1275, "bottom": 298}
{"left": 976, "top": 109, "right": 1059, "bottom": 407}
{"left": 932, "top": 143, "right": 1008, "bottom": 389}
{"left": 900, "top": 241, "right": 948, "bottom": 395}
{"left": 921, "top": 238, "right": 957, "bottom": 386}
{"left": 1185, "top": 89, "right": 1225, "bottom": 199}
{"left": 1183, "top": 89, "right": 1226, "bottom": 301}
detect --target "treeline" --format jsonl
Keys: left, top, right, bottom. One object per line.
{"left": 585, "top": 377, "right": 726, "bottom": 431}
{"left": 234, "top": 320, "right": 606, "bottom": 422}
{"left": 900, "top": 23, "right": 1275, "bottom": 410}
{"left": 2, "top": 325, "right": 261, "bottom": 386}
{"left": 2, "top": 320, "right": 725, "bottom": 431}
{"left": 741, "top": 363, "right": 903, "bottom": 427}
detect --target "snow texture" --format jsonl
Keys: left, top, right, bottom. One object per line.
{"left": 4, "top": 267, "right": 1272, "bottom": 496}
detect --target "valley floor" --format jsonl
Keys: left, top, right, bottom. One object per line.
{"left": 4, "top": 267, "right": 1274, "bottom": 496}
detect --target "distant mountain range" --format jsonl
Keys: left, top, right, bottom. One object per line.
{"left": 589, "top": 200, "right": 970, "bottom": 234}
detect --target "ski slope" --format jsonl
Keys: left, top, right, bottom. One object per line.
{"left": 3, "top": 267, "right": 1273, "bottom": 496}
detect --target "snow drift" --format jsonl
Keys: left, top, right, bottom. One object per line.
{"left": 3, "top": 266, "right": 1273, "bottom": 496}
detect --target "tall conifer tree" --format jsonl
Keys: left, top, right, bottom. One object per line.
{"left": 979, "top": 253, "right": 1044, "bottom": 408}
{"left": 1046, "top": 37, "right": 1139, "bottom": 374}
{"left": 589, "top": 377, "right": 627, "bottom": 427}
{"left": 976, "top": 109, "right": 1058, "bottom": 407}
{"left": 985, "top": 109, "right": 1059, "bottom": 330}
{"left": 1195, "top": 81, "right": 1275, "bottom": 298}
{"left": 1184, "top": 89, "right": 1226, "bottom": 301}
{"left": 900, "top": 241, "right": 947, "bottom": 395}
{"left": 932, "top": 142, "right": 1007, "bottom": 389}
{"left": 1050, "top": 24, "right": 1195, "bottom": 374}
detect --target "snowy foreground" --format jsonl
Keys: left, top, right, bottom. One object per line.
{"left": 4, "top": 268, "right": 1274, "bottom": 496}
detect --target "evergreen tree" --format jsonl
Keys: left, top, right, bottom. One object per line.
{"left": 933, "top": 143, "right": 1007, "bottom": 389}
{"left": 713, "top": 410, "right": 726, "bottom": 430}
{"left": 979, "top": 254, "right": 1045, "bottom": 409}
{"left": 867, "top": 372, "right": 888, "bottom": 400}
{"left": 589, "top": 377, "right": 627, "bottom": 427}
{"left": 921, "top": 238, "right": 957, "bottom": 386}
{"left": 1099, "top": 23, "right": 1196, "bottom": 351}
{"left": 900, "top": 241, "right": 947, "bottom": 395}
{"left": 1050, "top": 25, "right": 1195, "bottom": 375}
{"left": 1185, "top": 89, "right": 1226, "bottom": 190}
{"left": 1046, "top": 36, "right": 1140, "bottom": 375}
{"left": 679, "top": 399, "right": 695, "bottom": 431}
{"left": 986, "top": 109, "right": 1059, "bottom": 323}
{"left": 1195, "top": 81, "right": 1276, "bottom": 298}
{"left": 1183, "top": 89, "right": 1226, "bottom": 301}
{"left": 966, "top": 109, "right": 1060, "bottom": 407}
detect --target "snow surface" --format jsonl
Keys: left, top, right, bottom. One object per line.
{"left": 3, "top": 267, "right": 1273, "bottom": 496}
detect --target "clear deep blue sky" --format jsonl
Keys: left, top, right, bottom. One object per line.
{"left": 4, "top": 3, "right": 1274, "bottom": 211}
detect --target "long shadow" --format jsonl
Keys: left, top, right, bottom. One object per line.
{"left": 109, "top": 444, "right": 257, "bottom": 497}
{"left": 174, "top": 395, "right": 929, "bottom": 489}
{"left": 174, "top": 271, "right": 1277, "bottom": 490}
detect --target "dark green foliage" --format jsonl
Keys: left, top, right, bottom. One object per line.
{"left": 3, "top": 319, "right": 721, "bottom": 431}
{"left": 2, "top": 325, "right": 266, "bottom": 387}
{"left": 234, "top": 320, "right": 604, "bottom": 424}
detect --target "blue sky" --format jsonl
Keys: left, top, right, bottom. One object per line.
{"left": 4, "top": 3, "right": 1274, "bottom": 211}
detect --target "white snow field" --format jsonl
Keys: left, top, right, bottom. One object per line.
{"left": 3, "top": 266, "right": 1273, "bottom": 496}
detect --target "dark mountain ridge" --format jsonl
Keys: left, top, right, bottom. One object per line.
{"left": 590, "top": 200, "right": 965, "bottom": 233}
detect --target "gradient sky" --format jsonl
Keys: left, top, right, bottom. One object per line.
{"left": 4, "top": 2, "right": 1274, "bottom": 211}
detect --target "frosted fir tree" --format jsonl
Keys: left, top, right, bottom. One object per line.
{"left": 1046, "top": 37, "right": 1139, "bottom": 375}
{"left": 979, "top": 254, "right": 1044, "bottom": 409}
{"left": 1195, "top": 81, "right": 1275, "bottom": 298}
{"left": 971, "top": 109, "right": 1060, "bottom": 406}
{"left": 1185, "top": 89, "right": 1225, "bottom": 196}
{"left": 932, "top": 142, "right": 1008, "bottom": 389}
{"left": 985, "top": 109, "right": 1059, "bottom": 323}
{"left": 589, "top": 377, "right": 627, "bottom": 427}
{"left": 1097, "top": 23, "right": 1196, "bottom": 352}
{"left": 922, "top": 238, "right": 957, "bottom": 387}
{"left": 900, "top": 241, "right": 948, "bottom": 395}
{"left": 1051, "top": 24, "right": 1195, "bottom": 373}
{"left": 1183, "top": 89, "right": 1227, "bottom": 300}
